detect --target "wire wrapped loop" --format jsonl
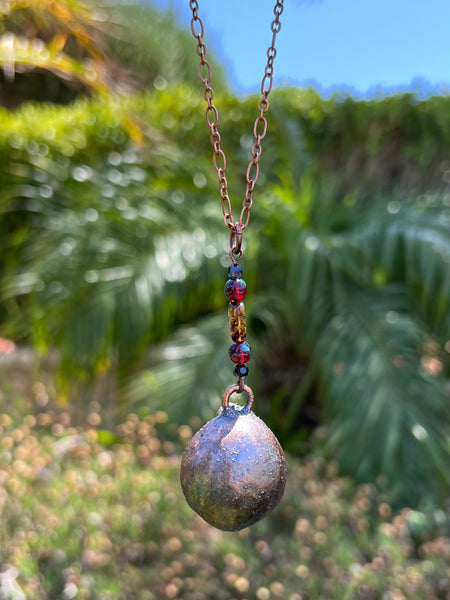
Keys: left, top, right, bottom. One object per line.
{"left": 229, "top": 223, "right": 243, "bottom": 263}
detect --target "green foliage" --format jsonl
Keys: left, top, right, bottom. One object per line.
{"left": 105, "top": 1, "right": 226, "bottom": 92}
{"left": 1, "top": 87, "right": 450, "bottom": 506}
{"left": 274, "top": 89, "right": 450, "bottom": 194}
{"left": 0, "top": 0, "right": 124, "bottom": 105}
{"left": 269, "top": 192, "right": 450, "bottom": 506}
{"left": 134, "top": 181, "right": 450, "bottom": 506}
{"left": 0, "top": 0, "right": 226, "bottom": 105}
{"left": 0, "top": 91, "right": 226, "bottom": 383}
{"left": 0, "top": 392, "right": 448, "bottom": 599}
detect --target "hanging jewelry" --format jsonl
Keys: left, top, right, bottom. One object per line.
{"left": 180, "top": 0, "right": 287, "bottom": 532}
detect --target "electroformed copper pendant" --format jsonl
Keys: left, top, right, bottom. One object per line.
{"left": 180, "top": 385, "right": 286, "bottom": 531}
{"left": 180, "top": 262, "right": 287, "bottom": 531}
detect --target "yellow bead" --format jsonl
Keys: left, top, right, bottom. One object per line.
{"left": 228, "top": 302, "right": 246, "bottom": 343}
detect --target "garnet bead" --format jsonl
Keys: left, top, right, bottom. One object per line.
{"left": 229, "top": 341, "right": 251, "bottom": 364}
{"left": 234, "top": 364, "right": 249, "bottom": 378}
{"left": 225, "top": 278, "right": 247, "bottom": 305}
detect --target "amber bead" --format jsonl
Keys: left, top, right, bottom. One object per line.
{"left": 225, "top": 278, "right": 247, "bottom": 305}
{"left": 229, "top": 341, "right": 251, "bottom": 364}
{"left": 228, "top": 302, "right": 247, "bottom": 343}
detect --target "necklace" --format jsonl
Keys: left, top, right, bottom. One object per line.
{"left": 180, "top": 0, "right": 287, "bottom": 532}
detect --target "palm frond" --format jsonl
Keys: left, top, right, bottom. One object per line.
{"left": 314, "top": 282, "right": 448, "bottom": 504}
{"left": 0, "top": 0, "right": 122, "bottom": 95}
{"left": 123, "top": 313, "right": 232, "bottom": 424}
{"left": 257, "top": 194, "right": 450, "bottom": 504}
{"left": 353, "top": 202, "right": 450, "bottom": 339}
{"left": 1, "top": 130, "right": 228, "bottom": 378}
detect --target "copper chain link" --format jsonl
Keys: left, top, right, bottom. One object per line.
{"left": 189, "top": 0, "right": 284, "bottom": 258}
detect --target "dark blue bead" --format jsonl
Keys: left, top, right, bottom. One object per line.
{"left": 234, "top": 364, "right": 249, "bottom": 378}
{"left": 228, "top": 264, "right": 243, "bottom": 279}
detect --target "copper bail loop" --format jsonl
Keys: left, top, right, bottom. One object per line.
{"left": 229, "top": 223, "right": 243, "bottom": 264}
{"left": 222, "top": 383, "right": 254, "bottom": 412}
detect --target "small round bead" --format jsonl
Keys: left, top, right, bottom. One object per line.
{"left": 228, "top": 264, "right": 243, "bottom": 279}
{"left": 225, "top": 278, "right": 247, "bottom": 304}
{"left": 229, "top": 341, "right": 251, "bottom": 364}
{"left": 234, "top": 364, "right": 249, "bottom": 378}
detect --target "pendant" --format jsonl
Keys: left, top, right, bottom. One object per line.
{"left": 180, "top": 384, "right": 287, "bottom": 531}
{"left": 180, "top": 258, "right": 287, "bottom": 530}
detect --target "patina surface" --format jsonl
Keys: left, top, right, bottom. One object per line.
{"left": 180, "top": 402, "right": 287, "bottom": 531}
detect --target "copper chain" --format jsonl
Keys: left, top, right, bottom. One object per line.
{"left": 189, "top": 0, "right": 284, "bottom": 253}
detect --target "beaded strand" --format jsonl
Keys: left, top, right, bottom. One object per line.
{"left": 224, "top": 264, "right": 251, "bottom": 382}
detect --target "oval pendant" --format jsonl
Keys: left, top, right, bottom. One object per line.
{"left": 180, "top": 385, "right": 287, "bottom": 531}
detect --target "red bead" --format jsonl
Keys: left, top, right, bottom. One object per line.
{"left": 225, "top": 279, "right": 247, "bottom": 305}
{"left": 229, "top": 342, "right": 251, "bottom": 364}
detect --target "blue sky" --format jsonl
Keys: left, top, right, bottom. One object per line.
{"left": 150, "top": 0, "right": 450, "bottom": 97}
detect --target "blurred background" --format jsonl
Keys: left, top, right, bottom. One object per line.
{"left": 0, "top": 1, "right": 449, "bottom": 599}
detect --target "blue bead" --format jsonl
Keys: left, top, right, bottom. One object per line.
{"left": 228, "top": 264, "right": 243, "bottom": 279}
{"left": 234, "top": 364, "right": 249, "bottom": 378}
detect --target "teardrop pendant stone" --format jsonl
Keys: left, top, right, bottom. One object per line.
{"left": 180, "top": 402, "right": 287, "bottom": 531}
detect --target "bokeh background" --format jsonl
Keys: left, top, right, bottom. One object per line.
{"left": 0, "top": 1, "right": 449, "bottom": 599}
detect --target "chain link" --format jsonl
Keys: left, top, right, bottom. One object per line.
{"left": 189, "top": 0, "right": 284, "bottom": 239}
